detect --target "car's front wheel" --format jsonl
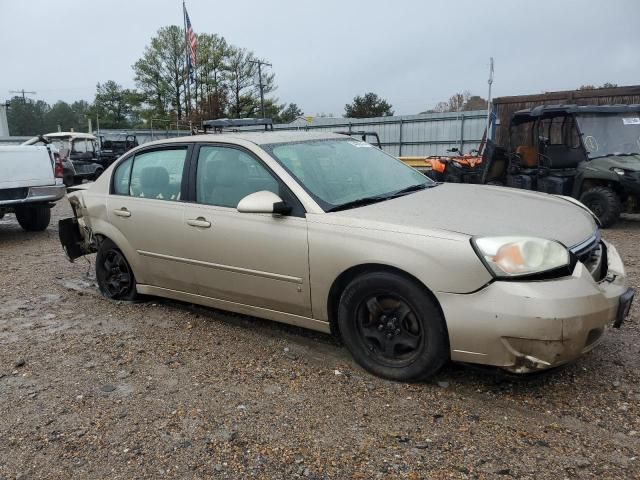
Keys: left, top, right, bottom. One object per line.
{"left": 95, "top": 239, "right": 138, "bottom": 301}
{"left": 338, "top": 272, "right": 448, "bottom": 381}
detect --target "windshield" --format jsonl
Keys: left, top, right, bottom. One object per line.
{"left": 264, "top": 139, "right": 433, "bottom": 211}
{"left": 576, "top": 113, "right": 640, "bottom": 159}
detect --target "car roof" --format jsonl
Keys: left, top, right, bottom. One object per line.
{"left": 139, "top": 131, "right": 347, "bottom": 149}
{"left": 512, "top": 104, "right": 640, "bottom": 123}
{"left": 44, "top": 132, "right": 97, "bottom": 140}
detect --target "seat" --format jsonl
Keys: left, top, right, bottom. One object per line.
{"left": 205, "top": 151, "right": 251, "bottom": 208}
{"left": 139, "top": 166, "right": 170, "bottom": 199}
{"left": 515, "top": 146, "right": 538, "bottom": 168}
{"left": 544, "top": 145, "right": 584, "bottom": 169}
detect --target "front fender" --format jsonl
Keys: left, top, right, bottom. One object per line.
{"left": 307, "top": 216, "right": 492, "bottom": 321}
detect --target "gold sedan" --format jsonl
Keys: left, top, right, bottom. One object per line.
{"left": 59, "top": 132, "right": 634, "bottom": 380}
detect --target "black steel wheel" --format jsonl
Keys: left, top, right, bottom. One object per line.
{"left": 356, "top": 294, "right": 423, "bottom": 365}
{"left": 338, "top": 271, "right": 448, "bottom": 381}
{"left": 95, "top": 239, "right": 138, "bottom": 301}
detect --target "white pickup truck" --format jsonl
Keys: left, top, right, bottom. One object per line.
{"left": 0, "top": 145, "right": 67, "bottom": 231}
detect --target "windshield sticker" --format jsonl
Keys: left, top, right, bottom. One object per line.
{"left": 622, "top": 117, "right": 640, "bottom": 125}
{"left": 348, "top": 141, "right": 373, "bottom": 148}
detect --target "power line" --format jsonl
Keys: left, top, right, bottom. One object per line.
{"left": 249, "top": 59, "right": 272, "bottom": 118}
{"left": 9, "top": 89, "right": 37, "bottom": 102}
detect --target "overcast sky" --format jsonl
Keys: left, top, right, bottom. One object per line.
{"left": 1, "top": 0, "right": 638, "bottom": 116}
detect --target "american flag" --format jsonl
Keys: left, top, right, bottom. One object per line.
{"left": 184, "top": 4, "right": 197, "bottom": 84}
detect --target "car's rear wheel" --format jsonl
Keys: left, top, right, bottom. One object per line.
{"left": 338, "top": 272, "right": 448, "bottom": 381}
{"left": 95, "top": 239, "right": 138, "bottom": 301}
{"left": 579, "top": 186, "right": 621, "bottom": 228}
{"left": 15, "top": 206, "right": 51, "bottom": 231}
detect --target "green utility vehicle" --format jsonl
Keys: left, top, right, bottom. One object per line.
{"left": 482, "top": 105, "right": 640, "bottom": 227}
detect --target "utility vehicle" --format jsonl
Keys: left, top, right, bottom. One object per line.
{"left": 98, "top": 133, "right": 138, "bottom": 166}
{"left": 24, "top": 132, "right": 103, "bottom": 184}
{"left": 482, "top": 105, "right": 640, "bottom": 227}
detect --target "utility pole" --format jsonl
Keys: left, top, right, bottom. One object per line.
{"left": 249, "top": 59, "right": 272, "bottom": 118}
{"left": 9, "top": 89, "right": 36, "bottom": 102}
{"left": 486, "top": 57, "right": 494, "bottom": 141}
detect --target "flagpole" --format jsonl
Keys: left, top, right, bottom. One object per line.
{"left": 183, "top": 0, "right": 191, "bottom": 119}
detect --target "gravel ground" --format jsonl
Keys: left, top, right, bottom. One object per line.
{"left": 0, "top": 202, "right": 639, "bottom": 479}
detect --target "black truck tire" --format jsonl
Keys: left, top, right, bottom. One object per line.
{"left": 15, "top": 206, "right": 51, "bottom": 231}
{"left": 579, "top": 186, "right": 621, "bottom": 228}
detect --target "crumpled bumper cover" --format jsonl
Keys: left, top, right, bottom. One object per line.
{"left": 437, "top": 241, "right": 631, "bottom": 373}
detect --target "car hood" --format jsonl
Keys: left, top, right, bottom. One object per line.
{"left": 330, "top": 183, "right": 596, "bottom": 248}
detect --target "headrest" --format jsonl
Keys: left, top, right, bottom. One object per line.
{"left": 140, "top": 166, "right": 170, "bottom": 195}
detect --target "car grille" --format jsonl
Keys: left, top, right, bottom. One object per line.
{"left": 0, "top": 187, "right": 28, "bottom": 202}
{"left": 571, "top": 233, "right": 607, "bottom": 282}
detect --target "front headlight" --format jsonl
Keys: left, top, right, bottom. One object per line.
{"left": 472, "top": 236, "right": 570, "bottom": 278}
{"left": 612, "top": 167, "right": 626, "bottom": 176}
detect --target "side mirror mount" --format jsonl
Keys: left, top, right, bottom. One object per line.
{"left": 237, "top": 190, "right": 291, "bottom": 215}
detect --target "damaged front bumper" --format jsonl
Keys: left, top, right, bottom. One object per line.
{"left": 438, "top": 241, "right": 633, "bottom": 373}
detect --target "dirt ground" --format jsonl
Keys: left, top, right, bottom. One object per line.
{"left": 0, "top": 202, "right": 639, "bottom": 480}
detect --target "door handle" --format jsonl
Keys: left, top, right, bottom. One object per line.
{"left": 186, "top": 217, "right": 211, "bottom": 228}
{"left": 113, "top": 207, "right": 131, "bottom": 217}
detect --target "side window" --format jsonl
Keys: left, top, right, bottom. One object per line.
{"left": 113, "top": 157, "right": 132, "bottom": 195}
{"left": 128, "top": 148, "right": 187, "bottom": 200}
{"left": 196, "top": 146, "right": 279, "bottom": 208}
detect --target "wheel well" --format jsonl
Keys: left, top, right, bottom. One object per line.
{"left": 93, "top": 233, "right": 141, "bottom": 281}
{"left": 327, "top": 263, "right": 448, "bottom": 341}
{"left": 580, "top": 179, "right": 625, "bottom": 197}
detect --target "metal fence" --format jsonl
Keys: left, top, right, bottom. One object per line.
{"left": 245, "top": 110, "right": 487, "bottom": 157}
{"left": 97, "top": 110, "right": 487, "bottom": 157}
{"left": 0, "top": 110, "right": 487, "bottom": 155}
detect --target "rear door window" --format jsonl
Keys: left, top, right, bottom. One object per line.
{"left": 113, "top": 148, "right": 187, "bottom": 201}
{"left": 113, "top": 157, "right": 132, "bottom": 195}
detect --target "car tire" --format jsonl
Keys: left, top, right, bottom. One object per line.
{"left": 15, "top": 206, "right": 51, "bottom": 231}
{"left": 95, "top": 238, "right": 139, "bottom": 301}
{"left": 338, "top": 271, "right": 448, "bottom": 381}
{"left": 579, "top": 186, "right": 621, "bottom": 228}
